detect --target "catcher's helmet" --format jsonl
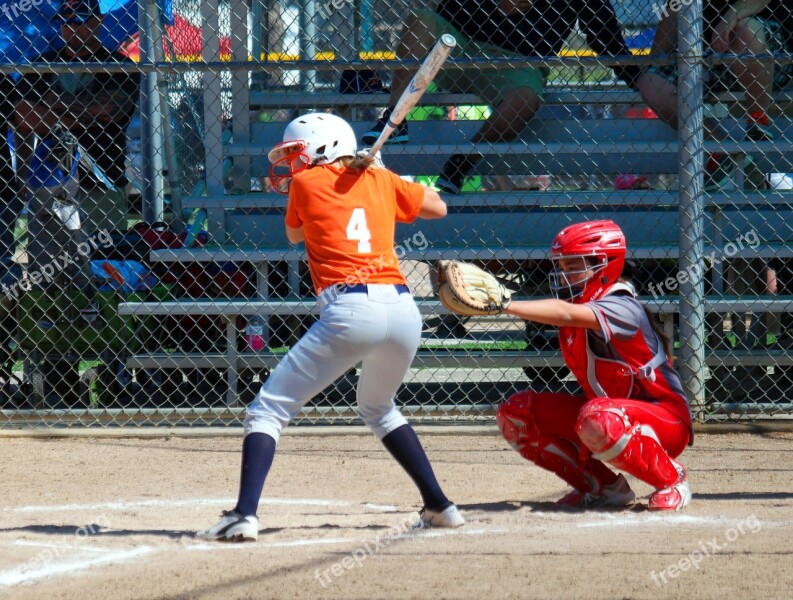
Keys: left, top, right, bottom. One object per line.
{"left": 549, "top": 220, "right": 627, "bottom": 303}
{"left": 267, "top": 113, "right": 357, "bottom": 193}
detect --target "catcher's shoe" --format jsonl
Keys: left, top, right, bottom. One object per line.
{"left": 361, "top": 108, "right": 409, "bottom": 145}
{"left": 556, "top": 474, "right": 636, "bottom": 509}
{"left": 415, "top": 504, "right": 465, "bottom": 529}
{"left": 197, "top": 510, "right": 259, "bottom": 542}
{"left": 648, "top": 463, "right": 691, "bottom": 511}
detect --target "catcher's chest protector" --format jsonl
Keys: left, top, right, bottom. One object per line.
{"left": 559, "top": 325, "right": 676, "bottom": 402}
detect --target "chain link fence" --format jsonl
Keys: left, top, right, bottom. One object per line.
{"left": 0, "top": 0, "right": 791, "bottom": 428}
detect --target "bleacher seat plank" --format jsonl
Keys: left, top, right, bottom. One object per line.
{"left": 181, "top": 190, "right": 792, "bottom": 210}
{"left": 119, "top": 297, "right": 793, "bottom": 317}
{"left": 248, "top": 89, "right": 793, "bottom": 110}
{"left": 123, "top": 349, "right": 793, "bottom": 371}
{"left": 225, "top": 118, "right": 793, "bottom": 177}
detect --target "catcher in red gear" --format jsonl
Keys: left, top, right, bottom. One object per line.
{"left": 496, "top": 219, "right": 693, "bottom": 510}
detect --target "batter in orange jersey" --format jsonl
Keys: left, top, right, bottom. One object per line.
{"left": 286, "top": 162, "right": 423, "bottom": 294}
{"left": 199, "top": 112, "right": 465, "bottom": 542}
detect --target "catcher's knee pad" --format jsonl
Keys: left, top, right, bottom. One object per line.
{"left": 575, "top": 400, "right": 630, "bottom": 456}
{"left": 576, "top": 402, "right": 678, "bottom": 489}
{"left": 496, "top": 391, "right": 538, "bottom": 450}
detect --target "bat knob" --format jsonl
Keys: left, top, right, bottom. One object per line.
{"left": 440, "top": 34, "right": 457, "bottom": 49}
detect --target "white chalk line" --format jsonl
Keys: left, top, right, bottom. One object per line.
{"left": 5, "top": 497, "right": 354, "bottom": 514}
{"left": 365, "top": 503, "right": 398, "bottom": 512}
{"left": 0, "top": 527, "right": 504, "bottom": 585}
{"left": 0, "top": 546, "right": 154, "bottom": 587}
{"left": 186, "top": 527, "right": 504, "bottom": 551}
{"left": 186, "top": 537, "right": 355, "bottom": 551}
{"left": 399, "top": 527, "right": 507, "bottom": 539}
{"left": 574, "top": 514, "right": 763, "bottom": 528}
{"left": 12, "top": 540, "right": 111, "bottom": 554}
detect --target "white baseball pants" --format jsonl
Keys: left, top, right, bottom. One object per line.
{"left": 244, "top": 283, "right": 421, "bottom": 440}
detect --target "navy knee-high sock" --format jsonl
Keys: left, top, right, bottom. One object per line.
{"left": 381, "top": 424, "right": 450, "bottom": 510}
{"left": 235, "top": 432, "right": 277, "bottom": 516}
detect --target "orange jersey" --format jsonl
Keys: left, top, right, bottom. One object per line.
{"left": 285, "top": 164, "right": 425, "bottom": 294}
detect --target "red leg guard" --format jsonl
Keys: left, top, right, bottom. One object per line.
{"left": 576, "top": 401, "right": 679, "bottom": 489}
{"left": 497, "top": 392, "right": 613, "bottom": 494}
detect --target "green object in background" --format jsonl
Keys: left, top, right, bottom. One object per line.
{"left": 407, "top": 105, "right": 447, "bottom": 121}
{"left": 407, "top": 84, "right": 446, "bottom": 121}
{"left": 416, "top": 175, "right": 482, "bottom": 193}
{"left": 126, "top": 283, "right": 175, "bottom": 354}
{"left": 407, "top": 89, "right": 491, "bottom": 192}
{"left": 454, "top": 105, "right": 492, "bottom": 120}
{"left": 18, "top": 289, "right": 130, "bottom": 355}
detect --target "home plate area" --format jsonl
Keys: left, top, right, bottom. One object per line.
{"left": 1, "top": 432, "right": 792, "bottom": 599}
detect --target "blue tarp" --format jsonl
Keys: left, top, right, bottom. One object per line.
{"left": 0, "top": 0, "right": 173, "bottom": 63}
{"left": 91, "top": 259, "right": 158, "bottom": 294}
{"left": 625, "top": 28, "right": 657, "bottom": 52}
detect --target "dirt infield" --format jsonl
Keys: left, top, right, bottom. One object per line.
{"left": 1, "top": 429, "right": 792, "bottom": 599}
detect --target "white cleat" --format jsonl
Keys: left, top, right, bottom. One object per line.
{"left": 415, "top": 504, "right": 465, "bottom": 529}
{"left": 197, "top": 510, "right": 259, "bottom": 542}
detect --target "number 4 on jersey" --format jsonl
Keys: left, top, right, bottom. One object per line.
{"left": 346, "top": 208, "right": 372, "bottom": 253}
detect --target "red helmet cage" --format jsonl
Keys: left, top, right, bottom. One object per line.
{"left": 267, "top": 141, "right": 310, "bottom": 194}
{"left": 549, "top": 220, "right": 627, "bottom": 303}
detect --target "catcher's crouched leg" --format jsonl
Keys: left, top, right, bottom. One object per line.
{"left": 496, "top": 392, "right": 605, "bottom": 494}
{"left": 575, "top": 399, "right": 679, "bottom": 490}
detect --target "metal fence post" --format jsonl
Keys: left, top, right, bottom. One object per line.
{"left": 138, "top": 0, "right": 166, "bottom": 223}
{"left": 300, "top": 0, "right": 317, "bottom": 92}
{"left": 677, "top": 0, "right": 707, "bottom": 420}
{"left": 201, "top": 0, "right": 226, "bottom": 239}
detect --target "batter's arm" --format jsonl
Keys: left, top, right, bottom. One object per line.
{"left": 286, "top": 225, "right": 305, "bottom": 243}
{"left": 417, "top": 188, "right": 447, "bottom": 219}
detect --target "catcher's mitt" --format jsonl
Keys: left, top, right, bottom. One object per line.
{"left": 435, "top": 260, "right": 512, "bottom": 316}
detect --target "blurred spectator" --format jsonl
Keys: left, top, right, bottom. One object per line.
{"left": 0, "top": 74, "right": 19, "bottom": 266}
{"left": 613, "top": 174, "right": 651, "bottom": 190}
{"left": 639, "top": 0, "right": 791, "bottom": 357}
{"left": 361, "top": 0, "right": 642, "bottom": 193}
{"left": 638, "top": 0, "right": 792, "bottom": 190}
{"left": 14, "top": 0, "right": 141, "bottom": 234}
{"left": 339, "top": 69, "right": 387, "bottom": 94}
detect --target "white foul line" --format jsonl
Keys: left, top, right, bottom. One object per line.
{"left": 186, "top": 528, "right": 504, "bottom": 551}
{"left": 186, "top": 537, "right": 355, "bottom": 551}
{"left": 13, "top": 540, "right": 111, "bottom": 554}
{"left": 0, "top": 546, "right": 154, "bottom": 587}
{"left": 576, "top": 514, "right": 746, "bottom": 528}
{"left": 5, "top": 497, "right": 351, "bottom": 513}
{"left": 365, "top": 503, "right": 398, "bottom": 512}
{"left": 400, "top": 527, "right": 507, "bottom": 539}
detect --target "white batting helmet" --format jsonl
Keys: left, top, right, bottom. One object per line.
{"left": 268, "top": 112, "right": 357, "bottom": 167}
{"left": 266, "top": 113, "right": 357, "bottom": 193}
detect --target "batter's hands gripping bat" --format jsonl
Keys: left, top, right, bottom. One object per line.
{"left": 354, "top": 34, "right": 457, "bottom": 167}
